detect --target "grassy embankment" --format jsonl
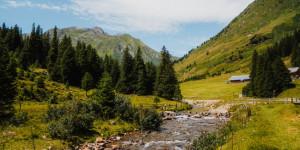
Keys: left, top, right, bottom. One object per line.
{"left": 221, "top": 103, "right": 300, "bottom": 149}
{"left": 0, "top": 68, "right": 189, "bottom": 149}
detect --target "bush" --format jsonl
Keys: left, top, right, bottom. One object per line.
{"left": 49, "top": 93, "right": 58, "bottom": 104}
{"left": 35, "top": 76, "right": 44, "bottom": 88}
{"left": 29, "top": 72, "right": 36, "bottom": 81}
{"left": 139, "top": 107, "right": 163, "bottom": 130}
{"left": 66, "top": 92, "right": 73, "bottom": 100}
{"left": 44, "top": 101, "right": 95, "bottom": 140}
{"left": 10, "top": 112, "right": 28, "bottom": 126}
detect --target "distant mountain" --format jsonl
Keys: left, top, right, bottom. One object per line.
{"left": 174, "top": 0, "right": 300, "bottom": 81}
{"left": 47, "top": 27, "right": 177, "bottom": 65}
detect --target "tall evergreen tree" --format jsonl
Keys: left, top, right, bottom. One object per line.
{"left": 61, "top": 44, "right": 77, "bottom": 85}
{"left": 92, "top": 72, "right": 115, "bottom": 119}
{"left": 249, "top": 50, "right": 258, "bottom": 96}
{"left": 272, "top": 57, "right": 292, "bottom": 94}
{"left": 133, "top": 47, "right": 147, "bottom": 95}
{"left": 116, "top": 47, "right": 134, "bottom": 94}
{"left": 110, "top": 59, "right": 120, "bottom": 88}
{"left": 145, "top": 62, "right": 157, "bottom": 95}
{"left": 41, "top": 32, "right": 50, "bottom": 68}
{"left": 47, "top": 26, "right": 59, "bottom": 78}
{"left": 155, "top": 46, "right": 181, "bottom": 100}
{"left": 86, "top": 44, "right": 102, "bottom": 84}
{"left": 81, "top": 72, "right": 94, "bottom": 97}
{"left": 0, "top": 41, "right": 16, "bottom": 121}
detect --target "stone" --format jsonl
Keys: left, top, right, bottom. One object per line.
{"left": 111, "top": 145, "right": 120, "bottom": 150}
{"left": 116, "top": 136, "right": 121, "bottom": 140}
{"left": 110, "top": 121, "right": 116, "bottom": 125}
{"left": 96, "top": 137, "right": 103, "bottom": 143}
{"left": 192, "top": 114, "right": 202, "bottom": 118}
{"left": 42, "top": 135, "right": 47, "bottom": 140}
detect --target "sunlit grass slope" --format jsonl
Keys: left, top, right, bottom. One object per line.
{"left": 180, "top": 73, "right": 247, "bottom": 100}
{"left": 278, "top": 79, "right": 300, "bottom": 98}
{"left": 174, "top": 0, "right": 300, "bottom": 81}
{"left": 221, "top": 103, "right": 300, "bottom": 149}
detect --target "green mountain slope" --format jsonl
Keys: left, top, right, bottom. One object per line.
{"left": 47, "top": 27, "right": 176, "bottom": 65}
{"left": 174, "top": 0, "right": 300, "bottom": 81}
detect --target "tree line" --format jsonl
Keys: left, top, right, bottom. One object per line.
{"left": 243, "top": 30, "right": 300, "bottom": 97}
{"left": 0, "top": 23, "right": 182, "bottom": 122}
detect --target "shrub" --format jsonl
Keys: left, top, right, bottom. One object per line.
{"left": 10, "top": 112, "right": 28, "bottom": 126}
{"left": 35, "top": 76, "right": 44, "bottom": 88}
{"left": 139, "top": 107, "right": 163, "bottom": 130}
{"left": 49, "top": 93, "right": 58, "bottom": 104}
{"left": 44, "top": 101, "right": 95, "bottom": 140}
{"left": 29, "top": 72, "right": 36, "bottom": 81}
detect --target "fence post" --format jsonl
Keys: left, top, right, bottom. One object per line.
{"left": 268, "top": 98, "right": 270, "bottom": 104}
{"left": 252, "top": 99, "right": 254, "bottom": 105}
{"left": 285, "top": 97, "right": 287, "bottom": 104}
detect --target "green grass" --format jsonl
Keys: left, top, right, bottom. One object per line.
{"left": 221, "top": 103, "right": 300, "bottom": 149}
{"left": 278, "top": 79, "right": 300, "bottom": 98}
{"left": 123, "top": 94, "right": 191, "bottom": 111}
{"left": 174, "top": 0, "right": 300, "bottom": 81}
{"left": 180, "top": 73, "right": 247, "bottom": 100}
{"left": 1, "top": 69, "right": 188, "bottom": 149}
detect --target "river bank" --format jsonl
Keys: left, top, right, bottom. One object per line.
{"left": 80, "top": 100, "right": 230, "bottom": 150}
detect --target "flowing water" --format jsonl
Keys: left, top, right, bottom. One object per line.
{"left": 107, "top": 105, "right": 228, "bottom": 150}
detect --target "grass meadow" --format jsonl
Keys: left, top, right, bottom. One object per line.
{"left": 221, "top": 103, "right": 300, "bottom": 149}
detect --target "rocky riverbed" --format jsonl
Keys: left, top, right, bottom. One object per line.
{"left": 80, "top": 100, "right": 229, "bottom": 150}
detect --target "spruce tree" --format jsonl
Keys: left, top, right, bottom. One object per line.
{"left": 249, "top": 50, "right": 258, "bottom": 96}
{"left": 134, "top": 47, "right": 147, "bottom": 95}
{"left": 145, "top": 62, "right": 157, "bottom": 95}
{"left": 92, "top": 72, "right": 115, "bottom": 119}
{"left": 155, "top": 46, "right": 181, "bottom": 100}
{"left": 61, "top": 45, "right": 77, "bottom": 85}
{"left": 86, "top": 44, "right": 102, "bottom": 83}
{"left": 81, "top": 72, "right": 94, "bottom": 97}
{"left": 272, "top": 57, "right": 292, "bottom": 94}
{"left": 110, "top": 59, "right": 120, "bottom": 88}
{"left": 0, "top": 41, "right": 16, "bottom": 121}
{"left": 116, "top": 47, "right": 134, "bottom": 94}
{"left": 47, "top": 26, "right": 59, "bottom": 78}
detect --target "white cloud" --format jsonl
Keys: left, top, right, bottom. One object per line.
{"left": 5, "top": 0, "right": 67, "bottom": 11}
{"left": 4, "top": 0, "right": 254, "bottom": 33}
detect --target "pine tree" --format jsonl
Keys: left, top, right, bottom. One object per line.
{"left": 110, "top": 59, "right": 120, "bottom": 88}
{"left": 155, "top": 46, "right": 181, "bottom": 100}
{"left": 61, "top": 44, "right": 77, "bottom": 85}
{"left": 103, "top": 54, "right": 113, "bottom": 74}
{"left": 47, "top": 26, "right": 59, "bottom": 78}
{"left": 92, "top": 72, "right": 115, "bottom": 119}
{"left": 116, "top": 47, "right": 134, "bottom": 94}
{"left": 145, "top": 62, "right": 157, "bottom": 95}
{"left": 249, "top": 50, "right": 258, "bottom": 96}
{"left": 0, "top": 41, "right": 16, "bottom": 121}
{"left": 134, "top": 47, "right": 147, "bottom": 95}
{"left": 81, "top": 72, "right": 94, "bottom": 97}
{"left": 272, "top": 57, "right": 292, "bottom": 94}
{"left": 41, "top": 32, "right": 50, "bottom": 68}
{"left": 86, "top": 44, "right": 102, "bottom": 83}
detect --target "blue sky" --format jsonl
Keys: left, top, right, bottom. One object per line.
{"left": 0, "top": 0, "right": 254, "bottom": 57}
